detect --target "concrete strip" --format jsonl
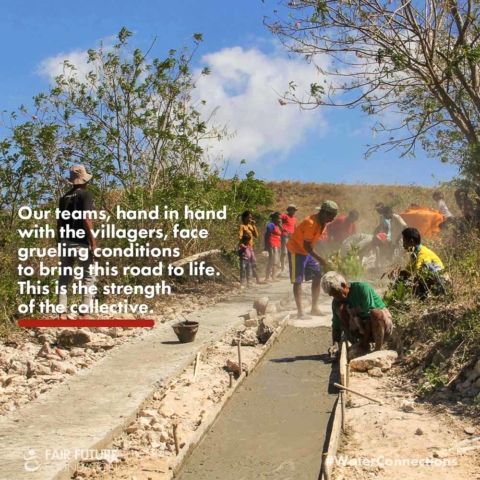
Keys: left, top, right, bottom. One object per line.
{"left": 169, "top": 313, "right": 292, "bottom": 478}
{"left": 176, "top": 324, "right": 336, "bottom": 480}
{"left": 0, "top": 280, "right": 295, "bottom": 480}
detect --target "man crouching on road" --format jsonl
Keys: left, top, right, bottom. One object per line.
{"left": 286, "top": 200, "right": 338, "bottom": 319}
{"left": 321, "top": 271, "right": 393, "bottom": 355}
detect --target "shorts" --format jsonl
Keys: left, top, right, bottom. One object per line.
{"left": 281, "top": 234, "right": 292, "bottom": 255}
{"left": 343, "top": 306, "right": 393, "bottom": 339}
{"left": 287, "top": 252, "right": 321, "bottom": 284}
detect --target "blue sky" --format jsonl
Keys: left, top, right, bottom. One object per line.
{"left": 1, "top": 0, "right": 458, "bottom": 186}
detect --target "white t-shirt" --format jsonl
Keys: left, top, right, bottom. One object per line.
{"left": 340, "top": 233, "right": 373, "bottom": 257}
{"left": 435, "top": 199, "right": 453, "bottom": 219}
{"left": 390, "top": 214, "right": 408, "bottom": 245}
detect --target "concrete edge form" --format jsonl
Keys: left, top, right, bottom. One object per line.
{"left": 171, "top": 313, "right": 291, "bottom": 478}
{"left": 320, "top": 340, "right": 349, "bottom": 480}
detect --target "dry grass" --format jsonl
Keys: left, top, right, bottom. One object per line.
{"left": 0, "top": 180, "right": 461, "bottom": 337}
{"left": 268, "top": 181, "right": 457, "bottom": 232}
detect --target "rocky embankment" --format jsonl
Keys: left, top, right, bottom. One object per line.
{"left": 0, "top": 285, "right": 240, "bottom": 416}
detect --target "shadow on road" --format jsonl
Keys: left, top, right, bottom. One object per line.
{"left": 269, "top": 353, "right": 332, "bottom": 364}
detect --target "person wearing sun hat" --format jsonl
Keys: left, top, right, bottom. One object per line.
{"left": 287, "top": 200, "right": 338, "bottom": 319}
{"left": 280, "top": 204, "right": 298, "bottom": 273}
{"left": 57, "top": 165, "right": 97, "bottom": 320}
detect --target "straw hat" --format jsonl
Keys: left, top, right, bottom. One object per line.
{"left": 67, "top": 165, "right": 92, "bottom": 185}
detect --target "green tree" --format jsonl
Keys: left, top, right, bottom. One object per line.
{"left": 265, "top": 0, "right": 480, "bottom": 176}
{"left": 0, "top": 29, "right": 276, "bottom": 329}
{"left": 0, "top": 28, "right": 228, "bottom": 214}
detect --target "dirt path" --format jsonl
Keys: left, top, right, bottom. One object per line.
{"left": 334, "top": 372, "right": 480, "bottom": 480}
{"left": 177, "top": 326, "right": 335, "bottom": 480}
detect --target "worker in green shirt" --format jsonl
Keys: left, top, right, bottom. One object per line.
{"left": 321, "top": 271, "right": 393, "bottom": 355}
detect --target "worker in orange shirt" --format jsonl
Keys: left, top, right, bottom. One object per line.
{"left": 287, "top": 201, "right": 338, "bottom": 319}
{"left": 280, "top": 204, "right": 298, "bottom": 273}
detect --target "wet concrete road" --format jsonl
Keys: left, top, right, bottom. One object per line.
{"left": 177, "top": 325, "right": 336, "bottom": 480}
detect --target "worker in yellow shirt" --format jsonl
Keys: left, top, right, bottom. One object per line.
{"left": 395, "top": 227, "right": 449, "bottom": 297}
{"left": 238, "top": 210, "right": 265, "bottom": 284}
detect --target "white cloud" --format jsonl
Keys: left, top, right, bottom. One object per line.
{"left": 195, "top": 46, "right": 327, "bottom": 164}
{"left": 37, "top": 41, "right": 329, "bottom": 167}
{"left": 37, "top": 49, "right": 93, "bottom": 81}
{"left": 36, "top": 35, "right": 117, "bottom": 81}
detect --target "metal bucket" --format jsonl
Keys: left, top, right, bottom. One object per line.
{"left": 172, "top": 321, "right": 199, "bottom": 343}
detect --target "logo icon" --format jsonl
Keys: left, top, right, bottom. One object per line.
{"left": 24, "top": 449, "right": 41, "bottom": 472}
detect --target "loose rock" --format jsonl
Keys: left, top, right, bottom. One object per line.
{"left": 226, "top": 359, "right": 247, "bottom": 375}
{"left": 36, "top": 329, "right": 57, "bottom": 345}
{"left": 401, "top": 401, "right": 415, "bottom": 412}
{"left": 36, "top": 343, "right": 51, "bottom": 358}
{"left": 26, "top": 360, "right": 52, "bottom": 378}
{"left": 159, "top": 430, "right": 170, "bottom": 442}
{"left": 57, "top": 330, "right": 95, "bottom": 348}
{"left": 151, "top": 423, "right": 164, "bottom": 432}
{"left": 241, "top": 309, "right": 258, "bottom": 322}
{"left": 265, "top": 304, "right": 277, "bottom": 314}
{"left": 69, "top": 348, "right": 85, "bottom": 357}
{"left": 126, "top": 424, "right": 142, "bottom": 434}
{"left": 231, "top": 329, "right": 259, "bottom": 347}
{"left": 367, "top": 367, "right": 383, "bottom": 377}
{"left": 244, "top": 318, "right": 259, "bottom": 328}
{"left": 8, "top": 361, "right": 27, "bottom": 375}
{"left": 253, "top": 297, "right": 269, "bottom": 315}
{"left": 350, "top": 350, "right": 398, "bottom": 372}
{"left": 256, "top": 316, "right": 279, "bottom": 344}
{"left": 3, "top": 375, "right": 24, "bottom": 387}
{"left": 139, "top": 409, "right": 158, "bottom": 418}
{"left": 159, "top": 405, "right": 175, "bottom": 418}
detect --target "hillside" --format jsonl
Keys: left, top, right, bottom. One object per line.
{"left": 267, "top": 181, "right": 456, "bottom": 232}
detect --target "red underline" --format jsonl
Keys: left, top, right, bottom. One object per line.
{"left": 18, "top": 319, "right": 155, "bottom": 328}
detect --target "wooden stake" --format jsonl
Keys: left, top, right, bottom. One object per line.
{"left": 333, "top": 383, "right": 383, "bottom": 404}
{"left": 340, "top": 390, "right": 346, "bottom": 432}
{"left": 192, "top": 353, "right": 200, "bottom": 383}
{"left": 172, "top": 423, "right": 180, "bottom": 455}
{"left": 346, "top": 364, "right": 350, "bottom": 388}
{"left": 237, "top": 340, "right": 243, "bottom": 375}
{"left": 229, "top": 372, "right": 234, "bottom": 388}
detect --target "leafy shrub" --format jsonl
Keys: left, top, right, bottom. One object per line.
{"left": 326, "top": 246, "right": 366, "bottom": 279}
{"left": 417, "top": 365, "right": 448, "bottom": 395}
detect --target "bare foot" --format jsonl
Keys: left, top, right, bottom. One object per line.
{"left": 58, "top": 314, "right": 68, "bottom": 320}
{"left": 310, "top": 308, "right": 327, "bottom": 316}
